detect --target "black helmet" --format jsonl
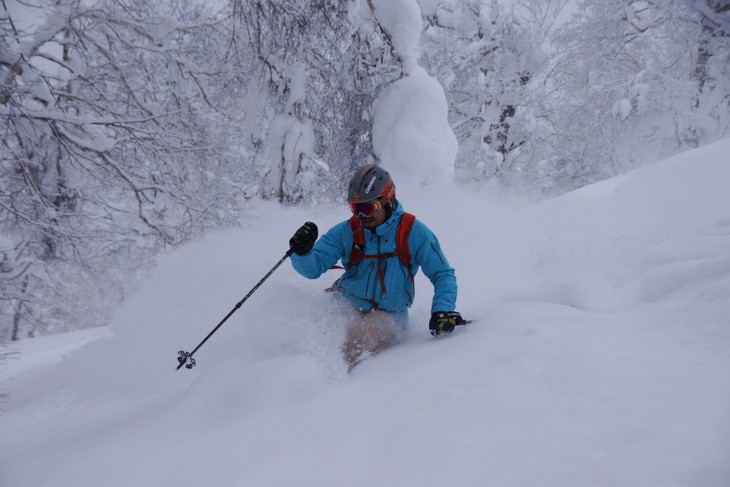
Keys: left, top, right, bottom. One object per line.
{"left": 347, "top": 165, "right": 395, "bottom": 203}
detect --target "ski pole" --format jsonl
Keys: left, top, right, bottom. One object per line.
{"left": 176, "top": 249, "right": 294, "bottom": 370}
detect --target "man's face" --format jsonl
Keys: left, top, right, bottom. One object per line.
{"left": 359, "top": 203, "right": 387, "bottom": 229}
{"left": 349, "top": 195, "right": 390, "bottom": 229}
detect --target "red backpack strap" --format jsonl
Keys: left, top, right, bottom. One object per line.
{"left": 396, "top": 212, "right": 416, "bottom": 275}
{"left": 347, "top": 215, "right": 365, "bottom": 267}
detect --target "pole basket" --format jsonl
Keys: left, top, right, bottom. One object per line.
{"left": 177, "top": 350, "right": 196, "bottom": 370}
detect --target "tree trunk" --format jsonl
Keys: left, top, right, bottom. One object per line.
{"left": 11, "top": 276, "right": 29, "bottom": 341}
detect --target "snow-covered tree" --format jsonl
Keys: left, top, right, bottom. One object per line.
{"left": 528, "top": 0, "right": 728, "bottom": 193}
{"left": 0, "top": 0, "right": 235, "bottom": 339}
{"left": 688, "top": 0, "right": 730, "bottom": 145}
{"left": 367, "top": 0, "right": 458, "bottom": 184}
{"left": 229, "top": 0, "right": 443, "bottom": 202}
{"left": 420, "top": 0, "right": 556, "bottom": 185}
{"left": 261, "top": 65, "right": 321, "bottom": 203}
{"left": 231, "top": 0, "right": 373, "bottom": 203}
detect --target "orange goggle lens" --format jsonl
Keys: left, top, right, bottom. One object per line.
{"left": 349, "top": 200, "right": 382, "bottom": 216}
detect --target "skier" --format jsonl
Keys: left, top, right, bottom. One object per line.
{"left": 288, "top": 165, "right": 464, "bottom": 369}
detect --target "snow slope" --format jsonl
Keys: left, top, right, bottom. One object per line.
{"left": 2, "top": 138, "right": 730, "bottom": 487}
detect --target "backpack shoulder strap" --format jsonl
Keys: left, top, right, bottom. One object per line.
{"left": 347, "top": 215, "right": 365, "bottom": 267}
{"left": 347, "top": 212, "right": 415, "bottom": 271}
{"left": 396, "top": 212, "right": 416, "bottom": 271}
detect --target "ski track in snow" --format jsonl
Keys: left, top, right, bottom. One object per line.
{"left": 1, "top": 139, "right": 730, "bottom": 487}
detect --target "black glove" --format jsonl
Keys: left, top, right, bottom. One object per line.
{"left": 289, "top": 222, "right": 318, "bottom": 256}
{"left": 429, "top": 311, "right": 464, "bottom": 336}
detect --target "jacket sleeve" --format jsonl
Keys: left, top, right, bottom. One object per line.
{"left": 290, "top": 221, "right": 350, "bottom": 279}
{"left": 410, "top": 221, "right": 458, "bottom": 313}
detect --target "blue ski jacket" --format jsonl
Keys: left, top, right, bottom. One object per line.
{"left": 291, "top": 202, "right": 457, "bottom": 315}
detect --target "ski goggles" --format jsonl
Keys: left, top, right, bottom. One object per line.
{"left": 349, "top": 199, "right": 383, "bottom": 217}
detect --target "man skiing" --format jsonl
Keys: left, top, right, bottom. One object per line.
{"left": 288, "top": 165, "right": 464, "bottom": 369}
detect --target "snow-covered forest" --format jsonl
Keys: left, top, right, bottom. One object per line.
{"left": 2, "top": 1, "right": 730, "bottom": 485}
{"left": 1, "top": 0, "right": 729, "bottom": 341}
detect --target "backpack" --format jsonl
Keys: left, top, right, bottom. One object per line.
{"left": 346, "top": 212, "right": 416, "bottom": 293}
